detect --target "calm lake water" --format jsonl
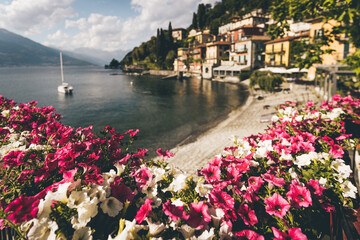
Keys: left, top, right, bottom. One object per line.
{"left": 0, "top": 66, "right": 249, "bottom": 155}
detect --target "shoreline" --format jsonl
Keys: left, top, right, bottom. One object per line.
{"left": 167, "top": 82, "right": 319, "bottom": 174}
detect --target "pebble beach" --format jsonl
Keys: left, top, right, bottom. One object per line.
{"left": 168, "top": 82, "right": 319, "bottom": 174}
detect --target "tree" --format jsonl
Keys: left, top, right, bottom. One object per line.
{"left": 192, "top": 13, "right": 198, "bottom": 29}
{"left": 197, "top": 4, "right": 206, "bottom": 30}
{"left": 168, "top": 22, "right": 174, "bottom": 44}
{"left": 269, "top": 0, "right": 360, "bottom": 73}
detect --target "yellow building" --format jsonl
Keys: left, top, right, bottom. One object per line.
{"left": 265, "top": 37, "right": 293, "bottom": 67}
{"left": 265, "top": 34, "right": 308, "bottom": 67}
{"left": 307, "top": 18, "right": 357, "bottom": 79}
{"left": 205, "top": 41, "right": 230, "bottom": 65}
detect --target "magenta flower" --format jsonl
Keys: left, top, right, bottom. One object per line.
{"left": 187, "top": 201, "right": 211, "bottom": 229}
{"left": 262, "top": 173, "right": 285, "bottom": 187}
{"left": 131, "top": 167, "right": 153, "bottom": 190}
{"left": 3, "top": 151, "right": 26, "bottom": 168}
{"left": 307, "top": 179, "right": 326, "bottom": 197}
{"left": 329, "top": 144, "right": 344, "bottom": 158}
{"left": 248, "top": 176, "right": 264, "bottom": 193}
{"left": 156, "top": 148, "right": 174, "bottom": 160}
{"left": 264, "top": 193, "right": 290, "bottom": 219}
{"left": 200, "top": 164, "right": 221, "bottom": 183}
{"left": 235, "top": 230, "right": 264, "bottom": 240}
{"left": 135, "top": 199, "right": 152, "bottom": 223}
{"left": 209, "top": 189, "right": 235, "bottom": 211}
{"left": 4, "top": 195, "right": 40, "bottom": 224}
{"left": 286, "top": 184, "right": 312, "bottom": 208}
{"left": 272, "top": 227, "right": 308, "bottom": 240}
{"left": 162, "top": 200, "right": 189, "bottom": 221}
{"left": 237, "top": 204, "right": 258, "bottom": 226}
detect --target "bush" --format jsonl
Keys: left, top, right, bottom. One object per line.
{"left": 250, "top": 70, "right": 284, "bottom": 92}
{"left": 238, "top": 71, "right": 251, "bottom": 81}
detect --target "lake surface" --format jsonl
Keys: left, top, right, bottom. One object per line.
{"left": 0, "top": 66, "right": 249, "bottom": 155}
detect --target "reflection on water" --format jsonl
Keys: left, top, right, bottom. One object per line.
{"left": 0, "top": 66, "right": 249, "bottom": 155}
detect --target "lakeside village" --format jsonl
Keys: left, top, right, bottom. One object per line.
{"left": 119, "top": 9, "right": 357, "bottom": 98}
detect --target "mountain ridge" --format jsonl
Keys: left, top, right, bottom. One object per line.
{"left": 0, "top": 28, "right": 93, "bottom": 67}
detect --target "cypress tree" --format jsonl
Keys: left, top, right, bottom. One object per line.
{"left": 192, "top": 12, "right": 198, "bottom": 29}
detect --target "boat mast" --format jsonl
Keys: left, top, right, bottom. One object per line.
{"left": 60, "top": 52, "right": 65, "bottom": 84}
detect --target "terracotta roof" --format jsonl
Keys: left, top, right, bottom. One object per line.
{"left": 207, "top": 41, "right": 230, "bottom": 46}
{"left": 265, "top": 33, "right": 309, "bottom": 44}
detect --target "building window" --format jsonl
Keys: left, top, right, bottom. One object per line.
{"left": 205, "top": 67, "right": 209, "bottom": 73}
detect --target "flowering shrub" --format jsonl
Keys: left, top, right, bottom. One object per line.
{"left": 0, "top": 94, "right": 359, "bottom": 239}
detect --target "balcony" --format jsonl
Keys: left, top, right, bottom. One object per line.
{"left": 236, "top": 48, "right": 248, "bottom": 53}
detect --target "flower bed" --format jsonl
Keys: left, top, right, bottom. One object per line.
{"left": 0, "top": 94, "right": 359, "bottom": 239}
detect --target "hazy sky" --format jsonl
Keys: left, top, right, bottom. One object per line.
{"left": 0, "top": 0, "right": 218, "bottom": 52}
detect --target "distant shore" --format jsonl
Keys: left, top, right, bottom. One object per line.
{"left": 167, "top": 82, "right": 318, "bottom": 174}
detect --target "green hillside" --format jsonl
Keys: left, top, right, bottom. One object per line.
{"left": 120, "top": 0, "right": 271, "bottom": 70}
{"left": 0, "top": 28, "right": 93, "bottom": 67}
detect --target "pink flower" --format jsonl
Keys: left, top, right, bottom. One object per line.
{"left": 264, "top": 193, "right": 290, "bottom": 219}
{"left": 3, "top": 151, "right": 26, "bottom": 168}
{"left": 248, "top": 176, "right": 264, "bottom": 193}
{"left": 209, "top": 189, "right": 234, "bottom": 211}
{"left": 237, "top": 204, "right": 258, "bottom": 226}
{"left": 235, "top": 230, "right": 264, "bottom": 240}
{"left": 132, "top": 167, "right": 153, "bottom": 190}
{"left": 307, "top": 179, "right": 326, "bottom": 197}
{"left": 135, "top": 199, "right": 152, "bottom": 223}
{"left": 262, "top": 173, "right": 285, "bottom": 188}
{"left": 187, "top": 201, "right": 211, "bottom": 229}
{"left": 329, "top": 144, "right": 344, "bottom": 158}
{"left": 306, "top": 101, "right": 314, "bottom": 107}
{"left": 200, "top": 165, "right": 221, "bottom": 183}
{"left": 4, "top": 196, "right": 40, "bottom": 224}
{"left": 272, "top": 227, "right": 308, "bottom": 240}
{"left": 286, "top": 184, "right": 312, "bottom": 208}
{"left": 162, "top": 200, "right": 189, "bottom": 221}
{"left": 156, "top": 148, "right": 174, "bottom": 160}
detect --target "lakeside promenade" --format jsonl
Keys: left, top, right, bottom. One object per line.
{"left": 168, "top": 82, "right": 319, "bottom": 174}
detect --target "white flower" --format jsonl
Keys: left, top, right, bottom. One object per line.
{"left": 233, "top": 139, "right": 252, "bottom": 158}
{"left": 294, "top": 153, "right": 312, "bottom": 167}
{"left": 209, "top": 208, "right": 225, "bottom": 227}
{"left": 326, "top": 108, "right": 344, "bottom": 120}
{"left": 219, "top": 224, "right": 233, "bottom": 239}
{"left": 271, "top": 115, "right": 279, "bottom": 122}
{"left": 172, "top": 198, "right": 184, "bottom": 207}
{"left": 195, "top": 179, "right": 213, "bottom": 197}
{"left": 166, "top": 174, "right": 187, "bottom": 192}
{"left": 180, "top": 224, "right": 196, "bottom": 239}
{"left": 27, "top": 218, "right": 58, "bottom": 240}
{"left": 108, "top": 219, "right": 136, "bottom": 240}
{"left": 280, "top": 151, "right": 293, "bottom": 161}
{"left": 87, "top": 185, "right": 107, "bottom": 202}
{"left": 1, "top": 109, "right": 10, "bottom": 117}
{"left": 101, "top": 197, "right": 123, "bottom": 217}
{"left": 38, "top": 182, "right": 72, "bottom": 219}
{"left": 331, "top": 159, "right": 352, "bottom": 180}
{"left": 319, "top": 177, "right": 327, "bottom": 186}
{"left": 341, "top": 180, "right": 358, "bottom": 198}
{"left": 72, "top": 227, "right": 93, "bottom": 240}
{"left": 77, "top": 198, "right": 99, "bottom": 226}
{"left": 146, "top": 218, "right": 166, "bottom": 236}
{"left": 67, "top": 190, "right": 90, "bottom": 209}
{"left": 281, "top": 139, "right": 291, "bottom": 146}
{"left": 114, "top": 163, "right": 126, "bottom": 176}
{"left": 289, "top": 168, "right": 298, "bottom": 179}
{"left": 150, "top": 166, "right": 166, "bottom": 183}
{"left": 192, "top": 228, "right": 214, "bottom": 240}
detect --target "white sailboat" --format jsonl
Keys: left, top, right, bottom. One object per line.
{"left": 57, "top": 52, "right": 73, "bottom": 94}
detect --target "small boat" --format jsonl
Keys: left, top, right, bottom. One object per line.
{"left": 58, "top": 52, "right": 73, "bottom": 94}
